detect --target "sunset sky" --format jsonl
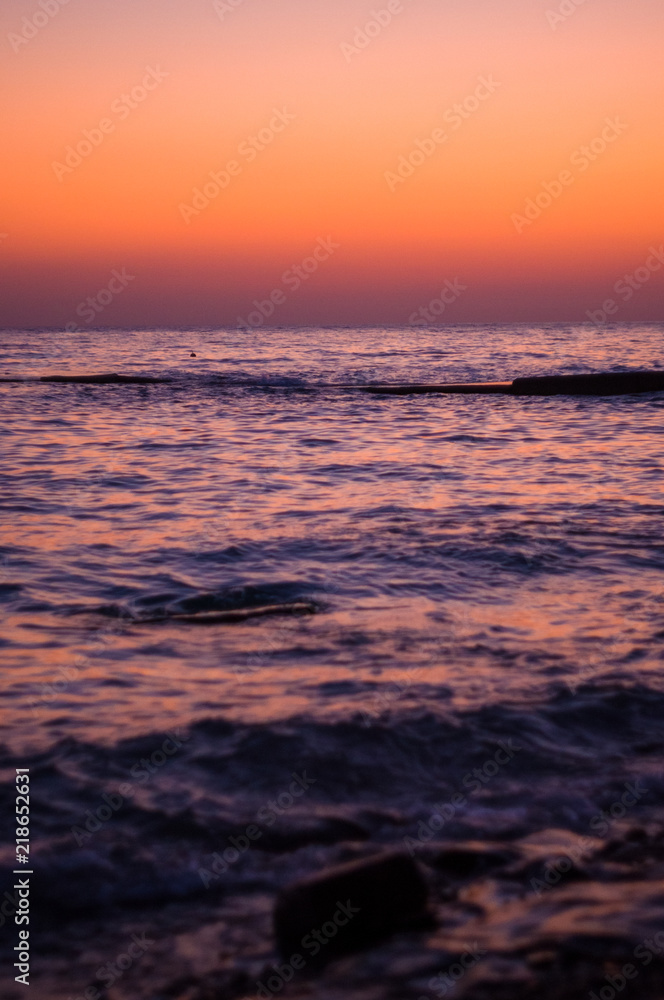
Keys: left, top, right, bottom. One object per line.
{"left": 1, "top": 0, "right": 663, "bottom": 327}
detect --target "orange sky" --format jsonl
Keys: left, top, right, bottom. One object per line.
{"left": 1, "top": 0, "right": 663, "bottom": 326}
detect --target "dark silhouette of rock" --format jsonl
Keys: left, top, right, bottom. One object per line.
{"left": 361, "top": 380, "right": 511, "bottom": 395}
{"left": 360, "top": 370, "right": 664, "bottom": 396}
{"left": 511, "top": 370, "right": 664, "bottom": 395}
{"left": 12, "top": 368, "right": 663, "bottom": 395}
{"left": 273, "top": 850, "right": 432, "bottom": 962}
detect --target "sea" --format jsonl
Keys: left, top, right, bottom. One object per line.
{"left": 1, "top": 324, "right": 663, "bottom": 1000}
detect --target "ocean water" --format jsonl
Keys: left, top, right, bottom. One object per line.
{"left": 1, "top": 324, "right": 664, "bottom": 1000}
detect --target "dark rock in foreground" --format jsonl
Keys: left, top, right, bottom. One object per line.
{"left": 273, "top": 850, "right": 432, "bottom": 963}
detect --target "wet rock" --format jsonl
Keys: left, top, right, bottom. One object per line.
{"left": 135, "top": 602, "right": 318, "bottom": 625}
{"left": 273, "top": 850, "right": 432, "bottom": 961}
{"left": 512, "top": 369, "right": 664, "bottom": 395}
{"left": 169, "top": 602, "right": 318, "bottom": 624}
{"left": 359, "top": 369, "right": 664, "bottom": 397}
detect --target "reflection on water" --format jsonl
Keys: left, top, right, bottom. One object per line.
{"left": 1, "top": 325, "right": 663, "bottom": 999}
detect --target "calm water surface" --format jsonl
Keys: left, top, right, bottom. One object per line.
{"left": 1, "top": 325, "right": 663, "bottom": 999}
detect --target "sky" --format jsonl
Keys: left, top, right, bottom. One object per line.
{"left": 1, "top": 0, "right": 663, "bottom": 328}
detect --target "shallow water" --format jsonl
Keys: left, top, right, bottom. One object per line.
{"left": 1, "top": 325, "right": 663, "bottom": 999}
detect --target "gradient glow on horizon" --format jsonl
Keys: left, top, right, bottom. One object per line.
{"left": 1, "top": 0, "right": 663, "bottom": 327}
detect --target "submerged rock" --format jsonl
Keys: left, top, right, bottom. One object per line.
{"left": 141, "top": 602, "right": 318, "bottom": 625}
{"left": 273, "top": 850, "right": 432, "bottom": 962}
